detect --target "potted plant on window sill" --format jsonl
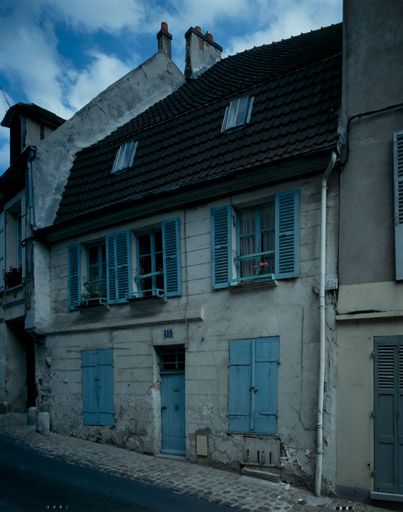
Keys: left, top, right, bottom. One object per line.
{"left": 76, "top": 286, "right": 108, "bottom": 308}
{"left": 2, "top": 266, "right": 23, "bottom": 289}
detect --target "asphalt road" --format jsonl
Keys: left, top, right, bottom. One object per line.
{"left": 0, "top": 436, "right": 234, "bottom": 512}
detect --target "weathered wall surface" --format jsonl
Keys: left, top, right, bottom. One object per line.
{"left": 32, "top": 52, "right": 184, "bottom": 229}
{"left": 336, "top": 0, "right": 403, "bottom": 497}
{"left": 34, "top": 172, "right": 339, "bottom": 488}
{"left": 5, "top": 323, "right": 26, "bottom": 411}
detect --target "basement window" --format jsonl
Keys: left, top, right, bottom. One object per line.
{"left": 221, "top": 96, "right": 254, "bottom": 132}
{"left": 111, "top": 140, "right": 138, "bottom": 173}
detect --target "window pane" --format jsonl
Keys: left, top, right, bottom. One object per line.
{"left": 261, "top": 203, "right": 275, "bottom": 230}
{"left": 235, "top": 97, "right": 248, "bottom": 126}
{"left": 261, "top": 230, "right": 275, "bottom": 253}
{"left": 140, "top": 255, "right": 152, "bottom": 276}
{"left": 139, "top": 234, "right": 151, "bottom": 256}
{"left": 240, "top": 259, "right": 257, "bottom": 278}
{"left": 239, "top": 209, "right": 256, "bottom": 236}
{"left": 226, "top": 100, "right": 238, "bottom": 129}
{"left": 240, "top": 235, "right": 255, "bottom": 256}
{"left": 154, "top": 230, "right": 162, "bottom": 252}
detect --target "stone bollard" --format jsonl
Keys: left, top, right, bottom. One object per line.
{"left": 36, "top": 412, "right": 50, "bottom": 435}
{"left": 27, "top": 407, "right": 37, "bottom": 425}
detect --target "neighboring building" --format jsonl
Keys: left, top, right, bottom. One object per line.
{"left": 336, "top": 0, "right": 403, "bottom": 503}
{"left": 30, "top": 23, "right": 342, "bottom": 492}
{"left": 0, "top": 25, "right": 184, "bottom": 413}
{"left": 0, "top": 103, "right": 64, "bottom": 413}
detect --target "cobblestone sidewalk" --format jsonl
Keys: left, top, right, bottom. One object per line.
{"left": 0, "top": 413, "right": 392, "bottom": 512}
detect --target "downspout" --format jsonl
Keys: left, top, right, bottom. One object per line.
{"left": 314, "top": 150, "right": 337, "bottom": 497}
{"left": 27, "top": 145, "right": 37, "bottom": 230}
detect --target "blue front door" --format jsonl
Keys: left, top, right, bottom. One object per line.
{"left": 161, "top": 373, "right": 185, "bottom": 455}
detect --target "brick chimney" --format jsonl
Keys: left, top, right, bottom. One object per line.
{"left": 184, "top": 26, "right": 222, "bottom": 78}
{"left": 157, "top": 22, "right": 172, "bottom": 59}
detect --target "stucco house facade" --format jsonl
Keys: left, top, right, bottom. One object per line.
{"left": 26, "top": 23, "right": 342, "bottom": 492}
{"left": 2, "top": 2, "right": 402, "bottom": 501}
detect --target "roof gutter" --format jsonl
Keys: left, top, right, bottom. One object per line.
{"left": 314, "top": 149, "right": 338, "bottom": 497}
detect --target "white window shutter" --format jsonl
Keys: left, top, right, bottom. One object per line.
{"left": 394, "top": 131, "right": 403, "bottom": 280}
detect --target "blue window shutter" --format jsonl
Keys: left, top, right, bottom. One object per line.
{"left": 393, "top": 131, "right": 403, "bottom": 280}
{"left": 68, "top": 244, "right": 81, "bottom": 310}
{"left": 228, "top": 339, "right": 252, "bottom": 432}
{"left": 162, "top": 218, "right": 181, "bottom": 297}
{"left": 82, "top": 350, "right": 99, "bottom": 425}
{"left": 115, "top": 231, "right": 131, "bottom": 300}
{"left": 106, "top": 235, "right": 117, "bottom": 303}
{"left": 96, "top": 349, "right": 114, "bottom": 426}
{"left": 211, "top": 206, "right": 232, "bottom": 289}
{"left": 0, "top": 212, "right": 5, "bottom": 292}
{"left": 275, "top": 190, "right": 299, "bottom": 279}
{"left": 107, "top": 231, "right": 131, "bottom": 303}
{"left": 228, "top": 338, "right": 279, "bottom": 434}
{"left": 254, "top": 338, "right": 279, "bottom": 434}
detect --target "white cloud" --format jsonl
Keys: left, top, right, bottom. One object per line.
{"left": 67, "top": 51, "right": 134, "bottom": 111}
{"left": 48, "top": 0, "right": 146, "bottom": 33}
{"left": 0, "top": 133, "right": 9, "bottom": 174}
{"left": 0, "top": 90, "right": 13, "bottom": 173}
{"left": 227, "top": 0, "right": 342, "bottom": 55}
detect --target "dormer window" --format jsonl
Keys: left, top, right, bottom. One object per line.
{"left": 221, "top": 96, "right": 254, "bottom": 132}
{"left": 111, "top": 140, "right": 138, "bottom": 173}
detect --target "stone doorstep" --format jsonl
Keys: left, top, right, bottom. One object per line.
{"left": 241, "top": 466, "right": 281, "bottom": 483}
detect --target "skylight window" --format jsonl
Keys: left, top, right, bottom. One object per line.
{"left": 221, "top": 96, "right": 254, "bottom": 132}
{"left": 111, "top": 140, "right": 138, "bottom": 173}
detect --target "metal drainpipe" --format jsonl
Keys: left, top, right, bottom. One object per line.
{"left": 27, "top": 146, "right": 37, "bottom": 230}
{"left": 314, "top": 150, "right": 337, "bottom": 497}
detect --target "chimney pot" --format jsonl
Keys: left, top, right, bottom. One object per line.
{"left": 205, "top": 31, "right": 213, "bottom": 42}
{"left": 195, "top": 26, "right": 202, "bottom": 33}
{"left": 157, "top": 21, "right": 172, "bottom": 59}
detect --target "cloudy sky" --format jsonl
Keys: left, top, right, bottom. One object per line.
{"left": 0, "top": 0, "right": 342, "bottom": 173}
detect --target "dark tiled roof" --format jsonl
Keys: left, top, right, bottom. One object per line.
{"left": 55, "top": 23, "right": 342, "bottom": 224}
{"left": 1, "top": 103, "right": 65, "bottom": 129}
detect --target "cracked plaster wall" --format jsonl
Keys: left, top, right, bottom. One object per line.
{"left": 35, "top": 173, "right": 339, "bottom": 489}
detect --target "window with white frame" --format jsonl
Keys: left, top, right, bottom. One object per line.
{"left": 111, "top": 140, "right": 138, "bottom": 173}
{"left": 221, "top": 96, "right": 254, "bottom": 132}
{"left": 211, "top": 189, "right": 299, "bottom": 288}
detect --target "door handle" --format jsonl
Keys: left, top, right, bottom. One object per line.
{"left": 175, "top": 404, "right": 179, "bottom": 410}
{"left": 161, "top": 406, "right": 167, "bottom": 411}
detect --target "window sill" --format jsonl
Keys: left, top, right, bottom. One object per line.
{"left": 75, "top": 297, "right": 109, "bottom": 309}
{"left": 126, "top": 293, "right": 167, "bottom": 304}
{"left": 229, "top": 278, "right": 278, "bottom": 293}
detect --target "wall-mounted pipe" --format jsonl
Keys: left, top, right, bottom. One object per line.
{"left": 314, "top": 150, "right": 337, "bottom": 497}
{"left": 27, "top": 145, "right": 37, "bottom": 230}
